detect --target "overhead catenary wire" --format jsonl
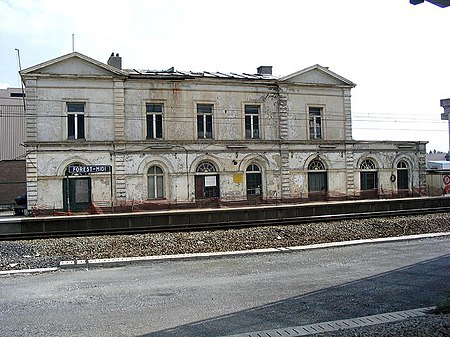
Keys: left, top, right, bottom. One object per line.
{"left": 1, "top": 97, "right": 447, "bottom": 134}
{"left": 0, "top": 95, "right": 446, "bottom": 116}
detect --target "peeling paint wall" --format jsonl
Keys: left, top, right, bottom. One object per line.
{"left": 21, "top": 54, "right": 428, "bottom": 211}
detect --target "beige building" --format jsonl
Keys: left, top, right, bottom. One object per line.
{"left": 20, "top": 52, "right": 427, "bottom": 212}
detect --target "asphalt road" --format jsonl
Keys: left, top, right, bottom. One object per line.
{"left": 0, "top": 236, "right": 449, "bottom": 337}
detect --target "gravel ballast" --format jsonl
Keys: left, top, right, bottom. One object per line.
{"left": 1, "top": 212, "right": 450, "bottom": 271}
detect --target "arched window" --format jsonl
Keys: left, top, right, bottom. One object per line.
{"left": 308, "top": 159, "right": 327, "bottom": 193}
{"left": 360, "top": 159, "right": 377, "bottom": 190}
{"left": 308, "top": 159, "right": 326, "bottom": 171}
{"left": 246, "top": 164, "right": 262, "bottom": 197}
{"left": 360, "top": 159, "right": 376, "bottom": 170}
{"left": 397, "top": 160, "right": 409, "bottom": 190}
{"left": 196, "top": 162, "right": 216, "bottom": 173}
{"left": 148, "top": 165, "right": 164, "bottom": 199}
{"left": 195, "top": 161, "right": 219, "bottom": 199}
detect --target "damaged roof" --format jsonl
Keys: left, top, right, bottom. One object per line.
{"left": 128, "top": 68, "right": 278, "bottom": 80}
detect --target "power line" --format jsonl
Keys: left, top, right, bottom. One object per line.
{"left": 1, "top": 95, "right": 446, "bottom": 116}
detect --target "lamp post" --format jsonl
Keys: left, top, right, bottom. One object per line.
{"left": 440, "top": 98, "right": 450, "bottom": 156}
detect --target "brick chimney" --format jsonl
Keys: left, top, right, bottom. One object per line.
{"left": 257, "top": 66, "right": 272, "bottom": 75}
{"left": 107, "top": 52, "right": 122, "bottom": 69}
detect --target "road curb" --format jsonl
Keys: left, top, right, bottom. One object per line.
{"left": 59, "top": 231, "right": 450, "bottom": 269}
{"left": 220, "top": 307, "right": 436, "bottom": 337}
{"left": 0, "top": 267, "right": 58, "bottom": 276}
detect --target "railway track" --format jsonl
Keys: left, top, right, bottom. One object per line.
{"left": 1, "top": 201, "right": 450, "bottom": 241}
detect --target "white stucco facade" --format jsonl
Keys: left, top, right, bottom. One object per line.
{"left": 20, "top": 52, "right": 427, "bottom": 212}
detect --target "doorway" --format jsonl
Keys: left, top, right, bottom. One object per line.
{"left": 63, "top": 177, "right": 92, "bottom": 211}
{"left": 246, "top": 164, "right": 262, "bottom": 198}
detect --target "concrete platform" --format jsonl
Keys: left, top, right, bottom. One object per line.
{"left": 1, "top": 196, "right": 450, "bottom": 237}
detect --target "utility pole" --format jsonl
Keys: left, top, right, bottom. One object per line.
{"left": 441, "top": 99, "right": 450, "bottom": 158}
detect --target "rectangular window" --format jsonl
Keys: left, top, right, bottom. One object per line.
{"left": 309, "top": 107, "right": 322, "bottom": 140}
{"left": 67, "top": 102, "right": 85, "bottom": 140}
{"left": 245, "top": 105, "right": 260, "bottom": 139}
{"left": 197, "top": 104, "right": 213, "bottom": 139}
{"left": 146, "top": 103, "right": 163, "bottom": 139}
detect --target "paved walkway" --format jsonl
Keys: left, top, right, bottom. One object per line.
{"left": 1, "top": 232, "right": 448, "bottom": 336}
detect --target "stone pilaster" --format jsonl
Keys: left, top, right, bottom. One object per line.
{"left": 113, "top": 80, "right": 125, "bottom": 141}
{"left": 343, "top": 89, "right": 353, "bottom": 141}
{"left": 279, "top": 94, "right": 289, "bottom": 141}
{"left": 345, "top": 144, "right": 356, "bottom": 196}
{"left": 26, "top": 149, "right": 38, "bottom": 209}
{"left": 114, "top": 153, "right": 127, "bottom": 200}
{"left": 278, "top": 94, "right": 291, "bottom": 198}
{"left": 24, "top": 78, "right": 37, "bottom": 142}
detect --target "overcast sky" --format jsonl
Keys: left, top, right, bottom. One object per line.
{"left": 0, "top": 0, "right": 448, "bottom": 152}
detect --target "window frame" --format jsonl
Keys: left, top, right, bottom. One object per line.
{"left": 66, "top": 102, "right": 86, "bottom": 140}
{"left": 244, "top": 104, "right": 260, "bottom": 139}
{"left": 146, "top": 103, "right": 164, "bottom": 140}
{"left": 197, "top": 103, "right": 214, "bottom": 139}
{"left": 147, "top": 165, "right": 165, "bottom": 199}
{"left": 308, "top": 106, "right": 323, "bottom": 140}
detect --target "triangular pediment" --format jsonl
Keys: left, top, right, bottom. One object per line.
{"left": 280, "top": 65, "right": 355, "bottom": 87}
{"left": 20, "top": 52, "right": 127, "bottom": 78}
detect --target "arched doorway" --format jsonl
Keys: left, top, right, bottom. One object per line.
{"left": 396, "top": 160, "right": 410, "bottom": 194}
{"left": 195, "top": 161, "right": 219, "bottom": 199}
{"left": 246, "top": 164, "right": 262, "bottom": 198}
{"left": 360, "top": 158, "right": 378, "bottom": 198}
{"left": 307, "top": 159, "right": 327, "bottom": 200}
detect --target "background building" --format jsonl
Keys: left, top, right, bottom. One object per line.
{"left": 0, "top": 88, "right": 26, "bottom": 208}
{"left": 20, "top": 52, "right": 427, "bottom": 213}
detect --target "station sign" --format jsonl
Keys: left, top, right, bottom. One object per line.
{"left": 68, "top": 165, "right": 112, "bottom": 175}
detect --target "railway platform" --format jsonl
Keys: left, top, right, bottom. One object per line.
{"left": 1, "top": 196, "right": 450, "bottom": 240}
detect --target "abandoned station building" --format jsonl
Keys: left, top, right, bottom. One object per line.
{"left": 20, "top": 52, "right": 427, "bottom": 212}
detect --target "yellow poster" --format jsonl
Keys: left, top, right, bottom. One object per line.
{"left": 233, "top": 173, "right": 243, "bottom": 183}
